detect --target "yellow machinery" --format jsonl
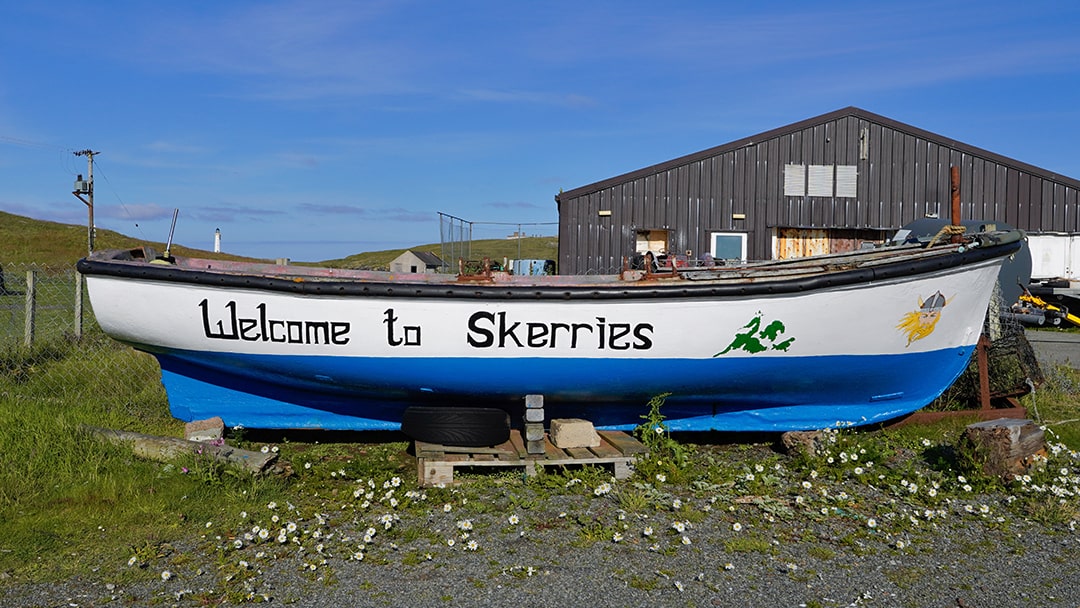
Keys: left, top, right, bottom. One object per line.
{"left": 1014, "top": 285, "right": 1080, "bottom": 328}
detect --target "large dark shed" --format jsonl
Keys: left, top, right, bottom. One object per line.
{"left": 555, "top": 106, "right": 1080, "bottom": 275}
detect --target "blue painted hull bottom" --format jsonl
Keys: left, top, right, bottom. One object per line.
{"left": 155, "top": 345, "right": 975, "bottom": 433}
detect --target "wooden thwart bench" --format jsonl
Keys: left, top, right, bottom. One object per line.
{"left": 415, "top": 430, "right": 648, "bottom": 487}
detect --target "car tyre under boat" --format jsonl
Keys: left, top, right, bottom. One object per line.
{"left": 401, "top": 406, "right": 511, "bottom": 447}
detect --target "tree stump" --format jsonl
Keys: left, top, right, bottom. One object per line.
{"left": 960, "top": 418, "right": 1046, "bottom": 481}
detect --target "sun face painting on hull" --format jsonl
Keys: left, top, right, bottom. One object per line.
{"left": 77, "top": 229, "right": 1024, "bottom": 433}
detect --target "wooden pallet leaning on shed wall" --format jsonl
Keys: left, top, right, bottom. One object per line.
{"left": 415, "top": 430, "right": 648, "bottom": 487}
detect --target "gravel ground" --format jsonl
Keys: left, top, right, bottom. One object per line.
{"left": 6, "top": 513, "right": 1080, "bottom": 607}
{"left": 5, "top": 438, "right": 1080, "bottom": 608}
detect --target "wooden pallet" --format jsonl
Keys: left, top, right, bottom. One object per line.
{"left": 415, "top": 430, "right": 648, "bottom": 487}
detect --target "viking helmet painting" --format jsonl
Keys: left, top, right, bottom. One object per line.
{"left": 896, "top": 290, "right": 950, "bottom": 346}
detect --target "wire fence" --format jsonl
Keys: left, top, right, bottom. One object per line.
{"left": 0, "top": 264, "right": 93, "bottom": 347}
{"left": 438, "top": 212, "right": 558, "bottom": 271}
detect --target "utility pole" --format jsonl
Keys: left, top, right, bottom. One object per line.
{"left": 72, "top": 149, "right": 98, "bottom": 254}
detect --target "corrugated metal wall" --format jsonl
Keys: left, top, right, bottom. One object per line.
{"left": 556, "top": 107, "right": 1080, "bottom": 274}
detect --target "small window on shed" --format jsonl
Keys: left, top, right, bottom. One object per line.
{"left": 710, "top": 232, "right": 747, "bottom": 262}
{"left": 410, "top": 265, "right": 418, "bottom": 273}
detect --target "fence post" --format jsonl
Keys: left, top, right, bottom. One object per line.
{"left": 24, "top": 270, "right": 36, "bottom": 347}
{"left": 74, "top": 271, "right": 84, "bottom": 340}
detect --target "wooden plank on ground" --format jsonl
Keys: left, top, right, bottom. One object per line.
{"left": 414, "top": 440, "right": 444, "bottom": 458}
{"left": 508, "top": 432, "right": 528, "bottom": 458}
{"left": 542, "top": 438, "right": 564, "bottom": 460}
{"left": 588, "top": 439, "right": 622, "bottom": 459}
{"left": 601, "top": 431, "right": 650, "bottom": 455}
{"left": 414, "top": 430, "right": 648, "bottom": 487}
{"left": 564, "top": 447, "right": 592, "bottom": 459}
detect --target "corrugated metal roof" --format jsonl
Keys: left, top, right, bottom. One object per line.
{"left": 556, "top": 106, "right": 1080, "bottom": 204}
{"left": 410, "top": 250, "right": 445, "bottom": 266}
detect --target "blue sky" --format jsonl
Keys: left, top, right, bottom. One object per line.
{"left": 2, "top": 1, "right": 1079, "bottom": 262}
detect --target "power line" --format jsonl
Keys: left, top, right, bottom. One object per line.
{"left": 91, "top": 157, "right": 148, "bottom": 242}
{"left": 0, "top": 133, "right": 81, "bottom": 174}
{"left": 0, "top": 134, "right": 65, "bottom": 151}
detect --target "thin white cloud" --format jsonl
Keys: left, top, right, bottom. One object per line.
{"left": 298, "top": 203, "right": 433, "bottom": 223}
{"left": 128, "top": 1, "right": 423, "bottom": 101}
{"left": 484, "top": 200, "right": 548, "bottom": 211}
{"left": 143, "top": 141, "right": 211, "bottom": 155}
{"left": 454, "top": 89, "right": 597, "bottom": 108}
{"left": 0, "top": 201, "right": 86, "bottom": 225}
{"left": 97, "top": 203, "right": 174, "bottom": 222}
{"left": 187, "top": 204, "right": 287, "bottom": 224}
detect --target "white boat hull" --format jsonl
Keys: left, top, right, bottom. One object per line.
{"left": 80, "top": 235, "right": 1019, "bottom": 432}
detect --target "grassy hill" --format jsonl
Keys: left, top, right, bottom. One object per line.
{"left": 0, "top": 210, "right": 260, "bottom": 267}
{"left": 0, "top": 210, "right": 558, "bottom": 270}
{"left": 322, "top": 236, "right": 558, "bottom": 270}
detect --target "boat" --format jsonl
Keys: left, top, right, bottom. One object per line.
{"left": 77, "top": 228, "right": 1024, "bottom": 434}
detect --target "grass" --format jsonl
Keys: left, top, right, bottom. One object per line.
{"left": 0, "top": 210, "right": 260, "bottom": 267}
{"left": 0, "top": 337, "right": 289, "bottom": 583}
{"left": 1, "top": 339, "right": 1079, "bottom": 601}
{"left": 319, "top": 235, "right": 558, "bottom": 270}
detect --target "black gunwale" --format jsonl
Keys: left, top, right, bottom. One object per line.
{"left": 77, "top": 239, "right": 1021, "bottom": 301}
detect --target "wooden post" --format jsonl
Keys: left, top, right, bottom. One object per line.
{"left": 23, "top": 270, "right": 35, "bottom": 347}
{"left": 950, "top": 166, "right": 963, "bottom": 243}
{"left": 74, "top": 271, "right": 84, "bottom": 340}
{"left": 83, "top": 425, "right": 280, "bottom": 475}
{"left": 977, "top": 335, "right": 992, "bottom": 410}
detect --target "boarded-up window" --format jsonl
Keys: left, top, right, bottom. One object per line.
{"left": 784, "top": 164, "right": 806, "bottom": 196}
{"left": 808, "top": 165, "right": 834, "bottom": 197}
{"left": 635, "top": 229, "right": 669, "bottom": 254}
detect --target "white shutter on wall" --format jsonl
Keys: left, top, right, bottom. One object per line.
{"left": 807, "top": 165, "right": 834, "bottom": 197}
{"left": 784, "top": 164, "right": 806, "bottom": 196}
{"left": 836, "top": 165, "right": 857, "bottom": 198}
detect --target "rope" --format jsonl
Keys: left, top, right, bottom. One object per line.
{"left": 926, "top": 224, "right": 967, "bottom": 248}
{"left": 1025, "top": 377, "right": 1040, "bottom": 424}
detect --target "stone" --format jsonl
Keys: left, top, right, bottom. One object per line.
{"left": 525, "top": 394, "right": 544, "bottom": 409}
{"left": 550, "top": 418, "right": 601, "bottom": 449}
{"left": 524, "top": 407, "right": 545, "bottom": 423}
{"left": 184, "top": 416, "right": 225, "bottom": 443}
{"left": 779, "top": 430, "right": 824, "bottom": 457}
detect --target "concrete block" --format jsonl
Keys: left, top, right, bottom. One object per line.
{"left": 185, "top": 416, "right": 225, "bottom": 443}
{"left": 524, "top": 407, "right": 545, "bottom": 423}
{"left": 550, "top": 418, "right": 600, "bottom": 449}
{"left": 524, "top": 422, "right": 545, "bottom": 442}
{"left": 525, "top": 394, "right": 544, "bottom": 409}
{"left": 526, "top": 439, "right": 546, "bottom": 455}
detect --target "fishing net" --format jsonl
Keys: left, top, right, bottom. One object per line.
{"left": 929, "top": 287, "right": 1045, "bottom": 410}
